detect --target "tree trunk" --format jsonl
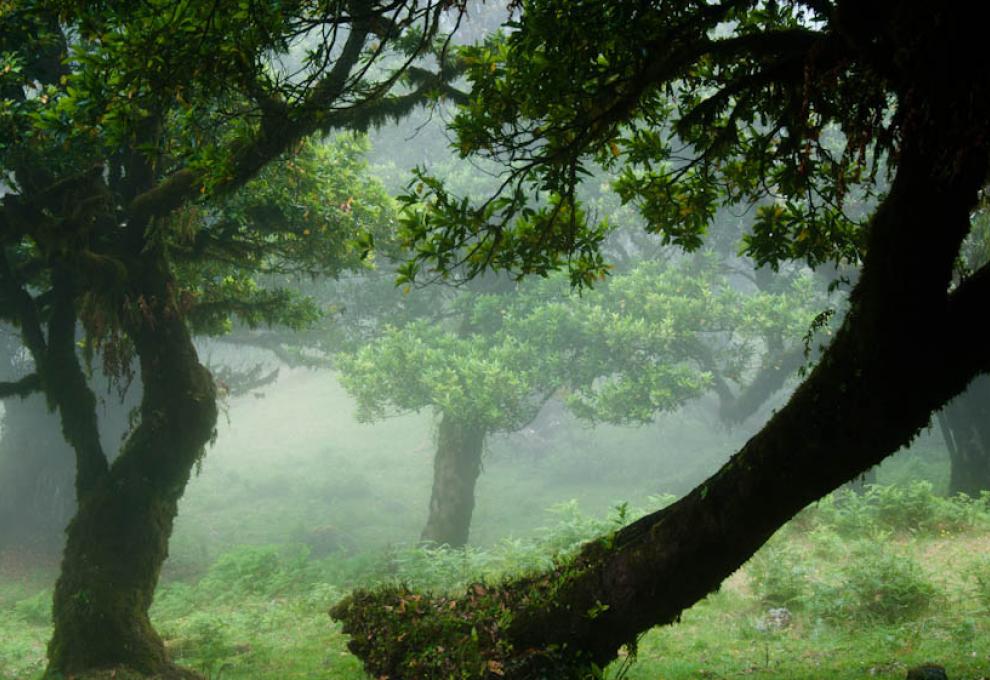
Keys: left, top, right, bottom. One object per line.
{"left": 332, "top": 119, "right": 990, "bottom": 677}
{"left": 45, "top": 261, "right": 217, "bottom": 678}
{"left": 717, "top": 343, "right": 806, "bottom": 426}
{"left": 420, "top": 413, "right": 486, "bottom": 548}
{"left": 939, "top": 374, "right": 990, "bottom": 496}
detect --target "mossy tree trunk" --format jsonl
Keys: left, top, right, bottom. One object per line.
{"left": 420, "top": 413, "right": 487, "bottom": 548}
{"left": 333, "top": 117, "right": 990, "bottom": 677}
{"left": 41, "top": 257, "right": 217, "bottom": 679}
{"left": 939, "top": 374, "right": 990, "bottom": 497}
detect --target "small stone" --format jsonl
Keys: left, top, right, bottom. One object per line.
{"left": 754, "top": 607, "right": 792, "bottom": 632}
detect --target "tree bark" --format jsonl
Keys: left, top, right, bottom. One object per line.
{"left": 332, "top": 119, "right": 990, "bottom": 677}
{"left": 420, "top": 413, "right": 487, "bottom": 548}
{"left": 939, "top": 374, "right": 990, "bottom": 497}
{"left": 44, "top": 259, "right": 217, "bottom": 679}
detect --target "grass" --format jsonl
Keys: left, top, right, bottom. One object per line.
{"left": 2, "top": 369, "right": 987, "bottom": 679}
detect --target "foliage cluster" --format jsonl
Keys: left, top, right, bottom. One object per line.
{"left": 970, "top": 557, "right": 990, "bottom": 611}
{"left": 395, "top": 1, "right": 891, "bottom": 287}
{"left": 800, "top": 481, "right": 990, "bottom": 537}
{"left": 337, "top": 252, "right": 822, "bottom": 431}
{"left": 749, "top": 537, "right": 939, "bottom": 625}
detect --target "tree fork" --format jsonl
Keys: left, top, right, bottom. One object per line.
{"left": 46, "top": 256, "right": 217, "bottom": 679}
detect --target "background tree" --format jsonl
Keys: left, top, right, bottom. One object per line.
{"left": 332, "top": 2, "right": 990, "bottom": 676}
{"left": 338, "top": 90, "right": 832, "bottom": 550}
{"left": 938, "top": 375, "right": 990, "bottom": 497}
{"left": 335, "top": 247, "right": 821, "bottom": 547}
{"left": 0, "top": 2, "right": 460, "bottom": 677}
{"left": 937, "top": 216, "right": 990, "bottom": 496}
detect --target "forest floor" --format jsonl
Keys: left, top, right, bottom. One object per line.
{"left": 2, "top": 487, "right": 989, "bottom": 679}
{"left": 2, "top": 370, "right": 987, "bottom": 679}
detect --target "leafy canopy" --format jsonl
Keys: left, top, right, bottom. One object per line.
{"left": 395, "top": 0, "right": 894, "bottom": 287}
{"left": 337, "top": 251, "right": 820, "bottom": 430}
{"left": 1, "top": 0, "right": 459, "bottom": 384}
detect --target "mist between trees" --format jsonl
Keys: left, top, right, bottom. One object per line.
{"left": 2, "top": 2, "right": 990, "bottom": 679}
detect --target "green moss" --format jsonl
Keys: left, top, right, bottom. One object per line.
{"left": 330, "top": 546, "right": 609, "bottom": 679}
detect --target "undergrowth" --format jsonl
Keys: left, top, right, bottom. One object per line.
{"left": 2, "top": 483, "right": 989, "bottom": 679}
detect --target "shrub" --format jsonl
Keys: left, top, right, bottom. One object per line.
{"left": 13, "top": 588, "right": 51, "bottom": 625}
{"left": 866, "top": 482, "right": 982, "bottom": 534}
{"left": 967, "top": 556, "right": 990, "bottom": 610}
{"left": 197, "top": 545, "right": 313, "bottom": 602}
{"left": 747, "top": 541, "right": 812, "bottom": 609}
{"left": 809, "top": 482, "right": 988, "bottom": 537}
{"left": 173, "top": 611, "right": 237, "bottom": 679}
{"left": 813, "top": 543, "right": 937, "bottom": 624}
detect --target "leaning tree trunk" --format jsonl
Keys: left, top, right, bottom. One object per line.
{"left": 938, "top": 374, "right": 990, "bottom": 497}
{"left": 45, "top": 260, "right": 217, "bottom": 679}
{"left": 420, "top": 413, "right": 486, "bottom": 548}
{"left": 332, "top": 120, "right": 990, "bottom": 677}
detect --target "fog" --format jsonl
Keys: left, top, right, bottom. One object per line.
{"left": 2, "top": 4, "right": 988, "bottom": 678}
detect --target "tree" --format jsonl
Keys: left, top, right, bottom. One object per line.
{"left": 346, "top": 98, "right": 827, "bottom": 550}
{"left": 336, "top": 249, "right": 819, "bottom": 547}
{"left": 938, "top": 375, "right": 990, "bottom": 497}
{"left": 937, "top": 216, "right": 990, "bottom": 496}
{"left": 332, "top": 2, "right": 990, "bottom": 676}
{"left": 0, "top": 2, "right": 461, "bottom": 677}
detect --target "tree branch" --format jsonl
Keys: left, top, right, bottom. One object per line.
{"left": 719, "top": 343, "right": 806, "bottom": 426}
{"left": 945, "top": 259, "right": 990, "bottom": 377}
{"left": 0, "top": 373, "right": 41, "bottom": 399}
{"left": 47, "top": 268, "right": 110, "bottom": 498}
{"left": 0, "top": 251, "right": 48, "bottom": 363}
{"left": 125, "top": 16, "right": 453, "bottom": 224}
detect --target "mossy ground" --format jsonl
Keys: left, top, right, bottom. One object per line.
{"left": 1, "top": 370, "right": 984, "bottom": 679}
